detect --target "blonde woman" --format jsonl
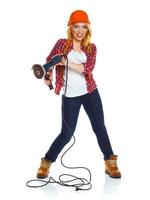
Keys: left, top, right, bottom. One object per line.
{"left": 37, "top": 10, "right": 121, "bottom": 179}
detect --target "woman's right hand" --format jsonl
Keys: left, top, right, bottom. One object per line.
{"left": 44, "top": 78, "right": 51, "bottom": 86}
{"left": 44, "top": 72, "right": 53, "bottom": 86}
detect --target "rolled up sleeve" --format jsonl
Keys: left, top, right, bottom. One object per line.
{"left": 82, "top": 44, "right": 97, "bottom": 75}
{"left": 46, "top": 39, "right": 63, "bottom": 63}
{"left": 46, "top": 39, "right": 65, "bottom": 75}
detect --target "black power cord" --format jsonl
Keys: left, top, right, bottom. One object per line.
{"left": 26, "top": 135, "right": 92, "bottom": 191}
{"left": 26, "top": 56, "right": 92, "bottom": 191}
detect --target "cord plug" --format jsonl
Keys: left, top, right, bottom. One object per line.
{"left": 75, "top": 187, "right": 81, "bottom": 191}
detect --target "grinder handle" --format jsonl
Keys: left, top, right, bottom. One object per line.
{"left": 44, "top": 74, "right": 54, "bottom": 90}
{"left": 48, "top": 83, "right": 54, "bottom": 90}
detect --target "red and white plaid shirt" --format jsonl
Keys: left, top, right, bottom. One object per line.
{"left": 46, "top": 39, "right": 97, "bottom": 95}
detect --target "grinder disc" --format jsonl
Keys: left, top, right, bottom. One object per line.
{"left": 32, "top": 64, "right": 44, "bottom": 79}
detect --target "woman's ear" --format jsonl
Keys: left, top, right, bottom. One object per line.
{"left": 70, "top": 26, "right": 73, "bottom": 33}
{"left": 70, "top": 28, "right": 73, "bottom": 38}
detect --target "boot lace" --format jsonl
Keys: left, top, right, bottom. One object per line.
{"left": 40, "top": 159, "right": 50, "bottom": 168}
{"left": 109, "top": 160, "right": 118, "bottom": 169}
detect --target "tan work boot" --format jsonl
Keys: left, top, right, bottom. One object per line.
{"left": 36, "top": 158, "right": 51, "bottom": 179}
{"left": 105, "top": 155, "right": 121, "bottom": 178}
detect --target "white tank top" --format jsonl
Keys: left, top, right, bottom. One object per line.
{"left": 62, "top": 49, "right": 88, "bottom": 97}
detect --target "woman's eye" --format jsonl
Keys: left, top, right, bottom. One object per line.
{"left": 72, "top": 25, "right": 88, "bottom": 30}
{"left": 83, "top": 26, "right": 88, "bottom": 29}
{"left": 73, "top": 25, "right": 79, "bottom": 29}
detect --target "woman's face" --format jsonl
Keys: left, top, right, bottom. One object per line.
{"left": 71, "top": 23, "right": 88, "bottom": 42}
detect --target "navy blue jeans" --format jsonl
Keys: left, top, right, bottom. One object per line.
{"left": 45, "top": 88, "right": 114, "bottom": 162}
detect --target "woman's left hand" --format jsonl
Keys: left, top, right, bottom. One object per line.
{"left": 61, "top": 57, "right": 67, "bottom": 65}
{"left": 56, "top": 56, "right": 67, "bottom": 66}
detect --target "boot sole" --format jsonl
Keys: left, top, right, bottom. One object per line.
{"left": 105, "top": 170, "right": 121, "bottom": 178}
{"left": 36, "top": 175, "right": 48, "bottom": 179}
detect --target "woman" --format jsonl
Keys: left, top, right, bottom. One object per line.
{"left": 37, "top": 10, "right": 121, "bottom": 179}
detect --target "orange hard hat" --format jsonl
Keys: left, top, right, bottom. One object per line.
{"left": 68, "top": 10, "right": 90, "bottom": 26}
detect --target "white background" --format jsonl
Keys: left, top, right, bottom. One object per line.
{"left": 0, "top": 0, "right": 150, "bottom": 199}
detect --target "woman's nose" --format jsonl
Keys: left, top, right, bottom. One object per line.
{"left": 77, "top": 28, "right": 83, "bottom": 33}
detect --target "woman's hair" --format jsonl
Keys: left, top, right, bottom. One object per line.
{"left": 66, "top": 24, "right": 92, "bottom": 48}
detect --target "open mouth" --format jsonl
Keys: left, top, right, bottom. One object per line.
{"left": 76, "top": 33, "right": 84, "bottom": 39}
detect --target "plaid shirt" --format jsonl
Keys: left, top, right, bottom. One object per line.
{"left": 46, "top": 39, "right": 97, "bottom": 95}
